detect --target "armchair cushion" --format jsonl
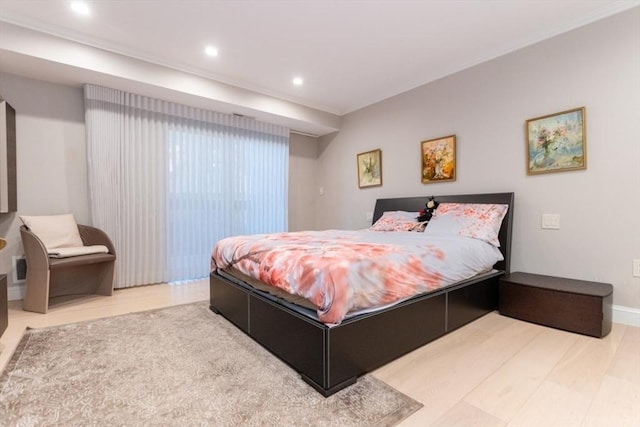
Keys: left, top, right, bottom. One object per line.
{"left": 48, "top": 245, "right": 109, "bottom": 258}
{"left": 20, "top": 214, "right": 84, "bottom": 250}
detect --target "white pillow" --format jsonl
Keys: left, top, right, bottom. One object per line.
{"left": 425, "top": 203, "right": 508, "bottom": 247}
{"left": 20, "top": 214, "right": 84, "bottom": 250}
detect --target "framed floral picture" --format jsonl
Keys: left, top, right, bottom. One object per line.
{"left": 526, "top": 107, "right": 586, "bottom": 175}
{"left": 357, "top": 149, "right": 382, "bottom": 188}
{"left": 421, "top": 135, "right": 456, "bottom": 184}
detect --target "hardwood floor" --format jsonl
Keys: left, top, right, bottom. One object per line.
{"left": 1, "top": 281, "right": 637, "bottom": 426}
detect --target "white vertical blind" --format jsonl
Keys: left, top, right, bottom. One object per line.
{"left": 84, "top": 85, "right": 289, "bottom": 288}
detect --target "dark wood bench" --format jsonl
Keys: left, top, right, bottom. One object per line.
{"left": 499, "top": 272, "right": 613, "bottom": 338}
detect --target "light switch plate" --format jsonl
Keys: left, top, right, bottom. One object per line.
{"left": 541, "top": 214, "right": 560, "bottom": 229}
{"left": 633, "top": 259, "right": 640, "bottom": 277}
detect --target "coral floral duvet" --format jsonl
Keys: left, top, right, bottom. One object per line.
{"left": 211, "top": 230, "right": 503, "bottom": 325}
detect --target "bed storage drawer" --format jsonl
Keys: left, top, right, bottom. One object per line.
{"left": 210, "top": 273, "right": 250, "bottom": 333}
{"left": 329, "top": 292, "right": 447, "bottom": 388}
{"left": 249, "top": 294, "right": 326, "bottom": 389}
{"left": 499, "top": 272, "right": 613, "bottom": 338}
{"left": 448, "top": 274, "right": 499, "bottom": 331}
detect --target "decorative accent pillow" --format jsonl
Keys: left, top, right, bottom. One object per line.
{"left": 425, "top": 203, "right": 508, "bottom": 246}
{"left": 20, "top": 214, "right": 84, "bottom": 250}
{"left": 370, "top": 211, "right": 419, "bottom": 232}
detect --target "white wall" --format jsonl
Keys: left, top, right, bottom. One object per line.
{"left": 288, "top": 133, "right": 319, "bottom": 232}
{"left": 0, "top": 75, "right": 90, "bottom": 221}
{"left": 317, "top": 8, "right": 640, "bottom": 309}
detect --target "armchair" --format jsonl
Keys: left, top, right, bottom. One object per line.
{"left": 20, "top": 224, "right": 116, "bottom": 313}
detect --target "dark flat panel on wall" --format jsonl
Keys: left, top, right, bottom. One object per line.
{"left": 0, "top": 275, "right": 7, "bottom": 337}
{"left": 0, "top": 100, "right": 17, "bottom": 212}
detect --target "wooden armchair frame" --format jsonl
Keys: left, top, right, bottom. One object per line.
{"left": 20, "top": 225, "right": 116, "bottom": 313}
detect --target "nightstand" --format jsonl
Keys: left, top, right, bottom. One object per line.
{"left": 499, "top": 272, "right": 613, "bottom": 338}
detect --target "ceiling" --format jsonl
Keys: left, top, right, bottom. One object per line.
{"left": 0, "top": 0, "right": 637, "bottom": 117}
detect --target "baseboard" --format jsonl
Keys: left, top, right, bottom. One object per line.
{"left": 613, "top": 305, "right": 640, "bottom": 327}
{"left": 8, "top": 283, "right": 24, "bottom": 301}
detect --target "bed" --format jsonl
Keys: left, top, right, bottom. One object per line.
{"left": 209, "top": 192, "right": 514, "bottom": 396}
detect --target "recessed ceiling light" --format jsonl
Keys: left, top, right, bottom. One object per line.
{"left": 205, "top": 46, "right": 219, "bottom": 57}
{"left": 293, "top": 77, "right": 303, "bottom": 86}
{"left": 70, "top": 1, "right": 90, "bottom": 16}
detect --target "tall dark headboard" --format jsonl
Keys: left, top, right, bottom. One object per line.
{"left": 372, "top": 192, "right": 514, "bottom": 273}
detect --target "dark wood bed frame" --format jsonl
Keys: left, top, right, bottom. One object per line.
{"left": 210, "top": 192, "right": 514, "bottom": 396}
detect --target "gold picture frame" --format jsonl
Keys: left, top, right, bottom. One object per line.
{"left": 526, "top": 107, "right": 586, "bottom": 175}
{"left": 357, "top": 149, "right": 382, "bottom": 188}
{"left": 421, "top": 135, "right": 456, "bottom": 184}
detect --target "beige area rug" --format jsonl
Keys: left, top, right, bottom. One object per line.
{"left": 0, "top": 302, "right": 421, "bottom": 426}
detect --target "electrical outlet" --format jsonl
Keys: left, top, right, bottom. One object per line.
{"left": 365, "top": 211, "right": 373, "bottom": 222}
{"left": 12, "top": 255, "right": 27, "bottom": 283}
{"left": 633, "top": 259, "right": 640, "bottom": 278}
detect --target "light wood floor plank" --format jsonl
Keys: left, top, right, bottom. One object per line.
{"left": 607, "top": 326, "right": 640, "bottom": 386}
{"left": 582, "top": 375, "right": 640, "bottom": 427}
{"left": 464, "top": 325, "right": 579, "bottom": 422}
{"left": 507, "top": 380, "right": 592, "bottom": 427}
{"left": 545, "top": 323, "right": 625, "bottom": 395}
{"left": 431, "top": 401, "right": 506, "bottom": 427}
